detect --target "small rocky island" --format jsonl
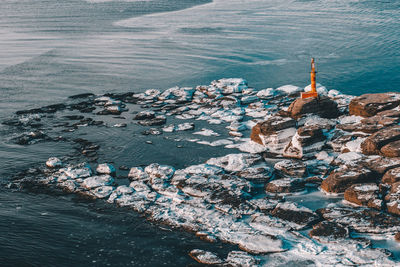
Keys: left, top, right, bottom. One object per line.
{"left": 4, "top": 78, "right": 400, "bottom": 265}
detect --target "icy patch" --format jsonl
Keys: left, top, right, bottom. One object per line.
{"left": 275, "top": 85, "right": 303, "bottom": 95}
{"left": 46, "top": 157, "right": 63, "bottom": 168}
{"left": 96, "top": 163, "right": 116, "bottom": 176}
{"left": 193, "top": 128, "right": 220, "bottom": 136}
{"left": 206, "top": 153, "right": 261, "bottom": 172}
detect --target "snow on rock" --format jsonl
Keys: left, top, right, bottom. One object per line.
{"left": 96, "top": 163, "right": 116, "bottom": 176}
{"left": 144, "top": 163, "right": 175, "bottom": 180}
{"left": 206, "top": 153, "right": 261, "bottom": 172}
{"left": 188, "top": 249, "right": 223, "bottom": 265}
{"left": 225, "top": 251, "right": 258, "bottom": 266}
{"left": 210, "top": 78, "right": 248, "bottom": 94}
{"left": 128, "top": 167, "right": 149, "bottom": 181}
{"left": 193, "top": 128, "right": 220, "bottom": 136}
{"left": 275, "top": 85, "right": 303, "bottom": 95}
{"left": 46, "top": 157, "right": 63, "bottom": 168}
{"left": 60, "top": 164, "right": 92, "bottom": 179}
{"left": 256, "top": 88, "right": 278, "bottom": 99}
{"left": 82, "top": 175, "right": 114, "bottom": 189}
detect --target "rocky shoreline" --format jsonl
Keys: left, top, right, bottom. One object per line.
{"left": 4, "top": 79, "right": 400, "bottom": 265}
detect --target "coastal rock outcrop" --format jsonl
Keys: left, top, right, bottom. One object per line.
{"left": 349, "top": 93, "right": 400, "bottom": 117}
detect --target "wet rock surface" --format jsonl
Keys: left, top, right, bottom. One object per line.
{"left": 3, "top": 80, "right": 400, "bottom": 265}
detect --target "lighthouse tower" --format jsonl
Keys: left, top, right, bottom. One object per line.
{"left": 301, "top": 58, "right": 318, "bottom": 99}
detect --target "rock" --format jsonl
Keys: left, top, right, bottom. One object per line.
{"left": 381, "top": 140, "right": 400, "bottom": 157}
{"left": 225, "top": 251, "right": 258, "bottom": 266}
{"left": 385, "top": 182, "right": 400, "bottom": 216}
{"left": 133, "top": 111, "right": 155, "bottom": 120}
{"left": 395, "top": 232, "right": 400, "bottom": 242}
{"left": 318, "top": 206, "right": 400, "bottom": 234}
{"left": 283, "top": 125, "right": 326, "bottom": 159}
{"left": 96, "top": 163, "right": 116, "bottom": 176}
{"left": 382, "top": 167, "right": 400, "bottom": 185}
{"left": 287, "top": 96, "right": 339, "bottom": 119}
{"left": 206, "top": 153, "right": 261, "bottom": 173}
{"left": 309, "top": 221, "right": 348, "bottom": 241}
{"left": 274, "top": 159, "right": 306, "bottom": 178}
{"left": 349, "top": 93, "right": 400, "bottom": 117}
{"left": 90, "top": 185, "right": 114, "bottom": 199}
{"left": 270, "top": 202, "right": 320, "bottom": 229}
{"left": 361, "top": 125, "right": 400, "bottom": 155}
{"left": 321, "top": 166, "right": 376, "bottom": 193}
{"left": 137, "top": 116, "right": 166, "bottom": 126}
{"left": 344, "top": 183, "right": 382, "bottom": 210}
{"left": 82, "top": 175, "right": 114, "bottom": 189}
{"left": 265, "top": 178, "right": 305, "bottom": 194}
{"left": 46, "top": 157, "right": 63, "bottom": 168}
{"left": 362, "top": 156, "right": 400, "bottom": 174}
{"left": 128, "top": 167, "right": 149, "bottom": 181}
{"left": 13, "top": 131, "right": 50, "bottom": 145}
{"left": 235, "top": 165, "right": 273, "bottom": 183}
{"left": 188, "top": 249, "right": 223, "bottom": 265}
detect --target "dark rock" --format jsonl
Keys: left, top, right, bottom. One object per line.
{"left": 142, "top": 128, "right": 162, "bottom": 135}
{"left": 361, "top": 125, "right": 400, "bottom": 155}
{"left": 16, "top": 103, "right": 66, "bottom": 115}
{"left": 137, "top": 117, "right": 166, "bottom": 126}
{"left": 274, "top": 159, "right": 306, "bottom": 178}
{"left": 13, "top": 131, "right": 49, "bottom": 145}
{"left": 318, "top": 206, "right": 400, "bottom": 234}
{"left": 68, "top": 101, "right": 96, "bottom": 113}
{"left": 63, "top": 115, "right": 85, "bottom": 120}
{"left": 133, "top": 111, "right": 155, "bottom": 120}
{"left": 309, "top": 221, "right": 348, "bottom": 240}
{"left": 68, "top": 93, "right": 94, "bottom": 99}
{"left": 265, "top": 178, "right": 305, "bottom": 193}
{"left": 349, "top": 93, "right": 400, "bottom": 117}
{"left": 287, "top": 96, "right": 339, "bottom": 119}
{"left": 321, "top": 166, "right": 376, "bottom": 193}
{"left": 270, "top": 202, "right": 320, "bottom": 228}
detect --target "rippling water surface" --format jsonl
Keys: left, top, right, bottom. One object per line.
{"left": 1, "top": 0, "right": 399, "bottom": 265}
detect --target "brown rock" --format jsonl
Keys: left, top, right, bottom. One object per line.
{"left": 381, "top": 140, "right": 400, "bottom": 157}
{"left": 362, "top": 156, "right": 400, "bottom": 174}
{"left": 395, "top": 232, "right": 400, "bottom": 242}
{"left": 250, "top": 116, "right": 296, "bottom": 146}
{"left": 288, "top": 96, "right": 339, "bottom": 119}
{"left": 382, "top": 167, "right": 400, "bottom": 185}
{"left": 361, "top": 125, "right": 400, "bottom": 155}
{"left": 309, "top": 221, "right": 348, "bottom": 240}
{"left": 321, "top": 166, "right": 376, "bottom": 193}
{"left": 349, "top": 93, "right": 400, "bottom": 117}
{"left": 384, "top": 181, "right": 400, "bottom": 216}
{"left": 283, "top": 125, "right": 326, "bottom": 159}
{"left": 344, "top": 183, "right": 382, "bottom": 210}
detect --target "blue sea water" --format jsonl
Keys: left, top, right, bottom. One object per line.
{"left": 0, "top": 0, "right": 399, "bottom": 265}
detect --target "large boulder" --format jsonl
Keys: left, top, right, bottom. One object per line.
{"left": 349, "top": 93, "right": 400, "bottom": 117}
{"left": 381, "top": 140, "right": 400, "bottom": 157}
{"left": 361, "top": 125, "right": 400, "bottom": 155}
{"left": 287, "top": 96, "right": 339, "bottom": 119}
{"left": 321, "top": 166, "right": 376, "bottom": 193}
{"left": 309, "top": 221, "right": 348, "bottom": 242}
